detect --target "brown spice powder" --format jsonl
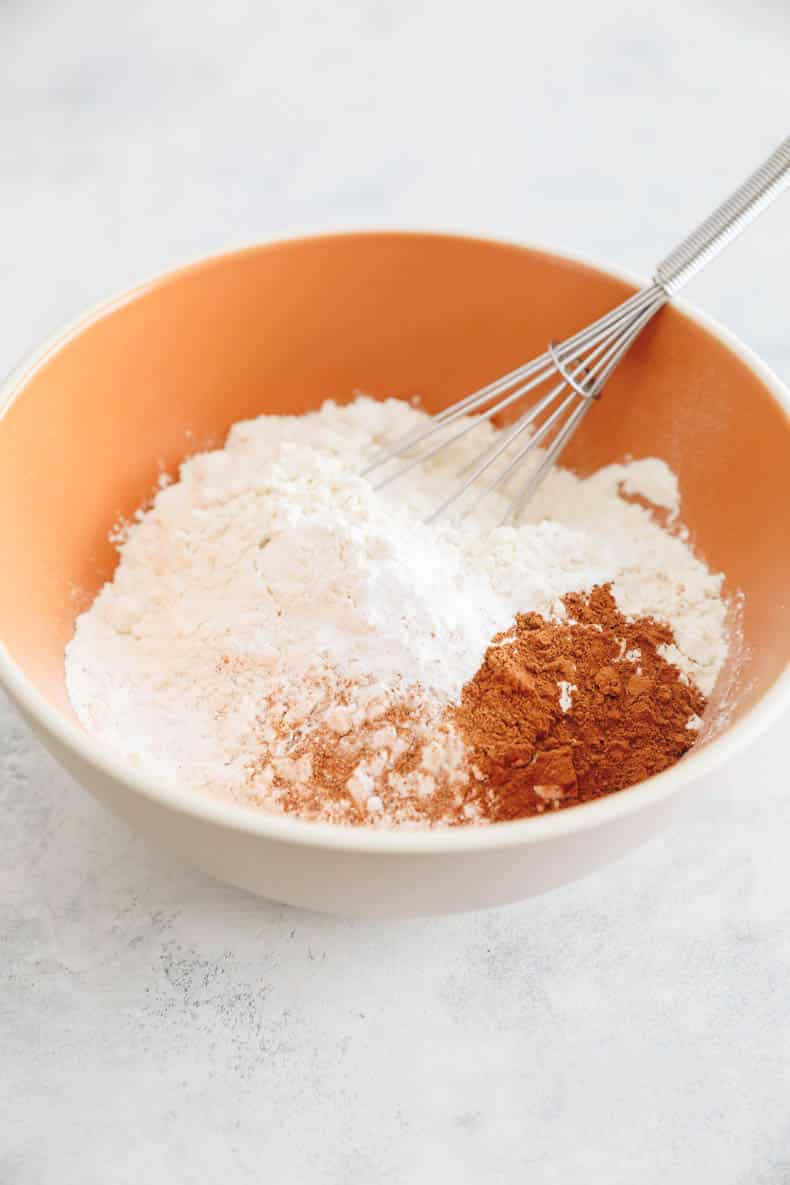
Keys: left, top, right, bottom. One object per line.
{"left": 452, "top": 583, "right": 706, "bottom": 821}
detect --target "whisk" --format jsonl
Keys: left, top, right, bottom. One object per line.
{"left": 365, "top": 134, "right": 790, "bottom": 523}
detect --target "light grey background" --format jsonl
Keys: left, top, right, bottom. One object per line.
{"left": 3, "top": 2, "right": 790, "bottom": 1182}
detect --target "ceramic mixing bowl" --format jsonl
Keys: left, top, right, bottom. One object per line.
{"left": 2, "top": 232, "right": 790, "bottom": 916}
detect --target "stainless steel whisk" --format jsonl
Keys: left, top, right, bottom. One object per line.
{"left": 365, "top": 135, "right": 790, "bottom": 522}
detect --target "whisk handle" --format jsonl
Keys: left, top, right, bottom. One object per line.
{"left": 653, "top": 134, "right": 790, "bottom": 296}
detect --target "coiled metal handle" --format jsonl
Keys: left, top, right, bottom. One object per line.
{"left": 654, "top": 134, "right": 790, "bottom": 296}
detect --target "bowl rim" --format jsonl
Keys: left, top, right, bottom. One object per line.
{"left": 2, "top": 228, "right": 790, "bottom": 855}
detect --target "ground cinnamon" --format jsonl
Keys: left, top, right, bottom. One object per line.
{"left": 453, "top": 583, "right": 706, "bottom": 821}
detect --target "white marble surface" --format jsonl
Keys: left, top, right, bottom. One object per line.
{"left": 2, "top": 2, "right": 790, "bottom": 1181}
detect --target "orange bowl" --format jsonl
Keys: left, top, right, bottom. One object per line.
{"left": 2, "top": 232, "right": 790, "bottom": 915}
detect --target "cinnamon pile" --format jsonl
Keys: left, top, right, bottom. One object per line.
{"left": 452, "top": 584, "right": 706, "bottom": 821}
{"left": 243, "top": 583, "right": 707, "bottom": 827}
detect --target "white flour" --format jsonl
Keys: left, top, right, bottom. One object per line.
{"left": 66, "top": 396, "right": 728, "bottom": 819}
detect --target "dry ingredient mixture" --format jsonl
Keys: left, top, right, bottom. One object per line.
{"left": 66, "top": 396, "right": 729, "bottom": 827}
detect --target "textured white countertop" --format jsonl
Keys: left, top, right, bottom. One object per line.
{"left": 3, "top": 2, "right": 790, "bottom": 1181}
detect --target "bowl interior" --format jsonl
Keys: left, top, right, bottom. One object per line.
{"left": 2, "top": 233, "right": 790, "bottom": 741}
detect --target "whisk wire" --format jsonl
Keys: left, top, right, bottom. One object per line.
{"left": 369, "top": 284, "right": 667, "bottom": 520}
{"left": 494, "top": 319, "right": 648, "bottom": 521}
{"left": 362, "top": 284, "right": 664, "bottom": 484}
{"left": 507, "top": 401, "right": 592, "bottom": 523}
{"left": 424, "top": 382, "right": 569, "bottom": 524}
